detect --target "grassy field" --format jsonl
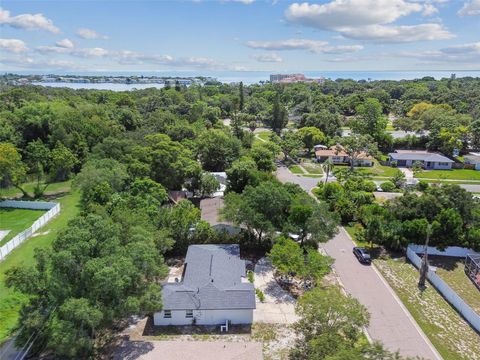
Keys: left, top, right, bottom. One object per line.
{"left": 415, "top": 169, "right": 480, "bottom": 181}
{"left": 0, "top": 180, "right": 72, "bottom": 198}
{"left": 375, "top": 257, "right": 480, "bottom": 360}
{"left": 355, "top": 162, "right": 399, "bottom": 177}
{"left": 288, "top": 165, "right": 305, "bottom": 174}
{"left": 301, "top": 162, "right": 323, "bottom": 175}
{"left": 429, "top": 256, "right": 480, "bottom": 314}
{"left": 0, "top": 189, "right": 80, "bottom": 344}
{"left": 0, "top": 208, "right": 46, "bottom": 246}
{"left": 257, "top": 131, "right": 272, "bottom": 142}
{"left": 333, "top": 161, "right": 398, "bottom": 178}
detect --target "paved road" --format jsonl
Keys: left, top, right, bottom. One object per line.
{"left": 321, "top": 228, "right": 441, "bottom": 360}
{"left": 276, "top": 166, "right": 442, "bottom": 359}
{"left": 276, "top": 165, "right": 321, "bottom": 192}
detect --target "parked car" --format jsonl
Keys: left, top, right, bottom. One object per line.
{"left": 353, "top": 247, "right": 371, "bottom": 264}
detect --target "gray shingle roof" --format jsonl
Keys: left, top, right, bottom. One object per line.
{"left": 162, "top": 245, "right": 255, "bottom": 310}
{"left": 388, "top": 152, "right": 453, "bottom": 163}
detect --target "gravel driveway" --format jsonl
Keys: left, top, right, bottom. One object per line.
{"left": 253, "top": 258, "right": 298, "bottom": 324}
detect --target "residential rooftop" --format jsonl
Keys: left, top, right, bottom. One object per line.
{"left": 162, "top": 244, "right": 255, "bottom": 311}
{"left": 389, "top": 150, "right": 453, "bottom": 163}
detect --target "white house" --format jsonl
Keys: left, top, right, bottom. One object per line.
{"left": 388, "top": 150, "right": 453, "bottom": 170}
{"left": 154, "top": 244, "right": 255, "bottom": 326}
{"left": 464, "top": 153, "right": 480, "bottom": 171}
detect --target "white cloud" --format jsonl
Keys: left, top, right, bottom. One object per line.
{"left": 0, "top": 38, "right": 28, "bottom": 53}
{"left": 0, "top": 56, "right": 86, "bottom": 70}
{"left": 111, "top": 50, "right": 220, "bottom": 68}
{"left": 285, "top": 0, "right": 453, "bottom": 42}
{"left": 0, "top": 8, "right": 59, "bottom": 33}
{"left": 37, "top": 44, "right": 109, "bottom": 58}
{"left": 251, "top": 53, "right": 283, "bottom": 62}
{"left": 458, "top": 0, "right": 480, "bottom": 15}
{"left": 76, "top": 28, "right": 109, "bottom": 40}
{"left": 339, "top": 23, "right": 454, "bottom": 42}
{"left": 245, "top": 38, "right": 363, "bottom": 53}
{"left": 246, "top": 39, "right": 328, "bottom": 52}
{"left": 56, "top": 38, "right": 74, "bottom": 49}
{"left": 422, "top": 4, "right": 439, "bottom": 16}
{"left": 400, "top": 42, "right": 480, "bottom": 63}
{"left": 285, "top": 1, "right": 422, "bottom": 29}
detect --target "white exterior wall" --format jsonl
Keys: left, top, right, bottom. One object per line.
{"left": 432, "top": 162, "right": 452, "bottom": 170}
{"left": 153, "top": 309, "right": 253, "bottom": 326}
{"left": 353, "top": 159, "right": 373, "bottom": 167}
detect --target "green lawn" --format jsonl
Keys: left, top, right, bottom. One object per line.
{"left": 257, "top": 131, "right": 272, "bottom": 142}
{"left": 344, "top": 224, "right": 380, "bottom": 249}
{"left": 0, "top": 180, "right": 72, "bottom": 198}
{"left": 0, "top": 189, "right": 80, "bottom": 344}
{"left": 375, "top": 258, "right": 480, "bottom": 360}
{"left": 333, "top": 162, "right": 398, "bottom": 178}
{"left": 0, "top": 208, "right": 46, "bottom": 246}
{"left": 355, "top": 162, "right": 399, "bottom": 177}
{"left": 429, "top": 256, "right": 480, "bottom": 314}
{"left": 415, "top": 169, "right": 480, "bottom": 181}
{"left": 303, "top": 174, "right": 322, "bottom": 178}
{"left": 301, "top": 162, "right": 323, "bottom": 175}
{"left": 289, "top": 165, "right": 305, "bottom": 174}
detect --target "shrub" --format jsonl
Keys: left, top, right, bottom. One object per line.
{"left": 255, "top": 288, "right": 265, "bottom": 302}
{"left": 380, "top": 181, "right": 396, "bottom": 192}
{"left": 416, "top": 180, "right": 429, "bottom": 191}
{"left": 361, "top": 180, "right": 377, "bottom": 193}
{"left": 247, "top": 270, "right": 254, "bottom": 283}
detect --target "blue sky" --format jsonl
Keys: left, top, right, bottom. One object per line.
{"left": 0, "top": 0, "right": 479, "bottom": 73}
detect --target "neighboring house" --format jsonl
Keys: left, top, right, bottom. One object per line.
{"left": 388, "top": 150, "right": 453, "bottom": 170}
{"left": 154, "top": 244, "right": 255, "bottom": 326}
{"left": 209, "top": 171, "right": 227, "bottom": 197}
{"left": 315, "top": 145, "right": 373, "bottom": 167}
{"left": 464, "top": 153, "right": 480, "bottom": 171}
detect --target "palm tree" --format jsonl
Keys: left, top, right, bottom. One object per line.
{"left": 321, "top": 159, "right": 334, "bottom": 184}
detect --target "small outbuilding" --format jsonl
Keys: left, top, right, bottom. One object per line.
{"left": 154, "top": 244, "right": 255, "bottom": 326}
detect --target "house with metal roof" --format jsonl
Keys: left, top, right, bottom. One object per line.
{"left": 153, "top": 244, "right": 255, "bottom": 326}
{"left": 388, "top": 150, "right": 453, "bottom": 170}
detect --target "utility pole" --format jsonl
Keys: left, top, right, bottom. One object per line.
{"left": 418, "top": 223, "right": 432, "bottom": 289}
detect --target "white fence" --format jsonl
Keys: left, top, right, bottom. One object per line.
{"left": 406, "top": 245, "right": 480, "bottom": 333}
{"left": 408, "top": 244, "right": 479, "bottom": 258}
{"left": 0, "top": 201, "right": 61, "bottom": 261}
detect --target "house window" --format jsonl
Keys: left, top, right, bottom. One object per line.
{"left": 438, "top": 162, "right": 449, "bottom": 166}
{"left": 186, "top": 310, "right": 193, "bottom": 318}
{"left": 164, "top": 310, "right": 172, "bottom": 318}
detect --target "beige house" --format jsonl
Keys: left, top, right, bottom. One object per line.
{"left": 315, "top": 145, "right": 373, "bottom": 167}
